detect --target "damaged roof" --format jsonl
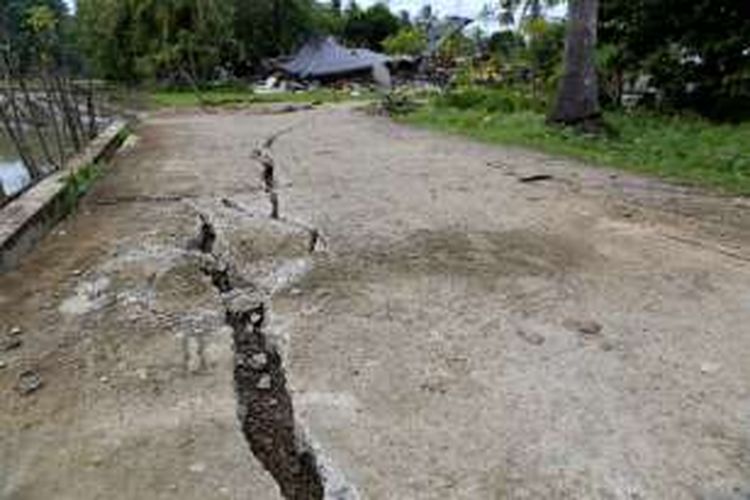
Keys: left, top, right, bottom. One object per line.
{"left": 279, "top": 37, "right": 390, "bottom": 79}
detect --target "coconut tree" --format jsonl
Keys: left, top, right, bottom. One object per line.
{"left": 498, "top": 0, "right": 563, "bottom": 26}
{"left": 548, "top": 0, "right": 601, "bottom": 127}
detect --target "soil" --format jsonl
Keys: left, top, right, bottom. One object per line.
{"left": 2, "top": 104, "right": 750, "bottom": 499}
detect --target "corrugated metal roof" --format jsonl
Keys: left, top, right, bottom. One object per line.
{"left": 280, "top": 37, "right": 390, "bottom": 79}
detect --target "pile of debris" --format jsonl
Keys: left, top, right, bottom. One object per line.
{"left": 276, "top": 36, "right": 390, "bottom": 81}
{"left": 256, "top": 37, "right": 398, "bottom": 94}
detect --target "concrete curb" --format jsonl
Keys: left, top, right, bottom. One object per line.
{"left": 0, "top": 120, "right": 129, "bottom": 273}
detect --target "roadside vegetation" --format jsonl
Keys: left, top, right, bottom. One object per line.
{"left": 1, "top": 0, "right": 748, "bottom": 198}
{"left": 150, "top": 88, "right": 375, "bottom": 108}
{"left": 403, "top": 88, "right": 750, "bottom": 194}
{"left": 74, "top": 0, "right": 410, "bottom": 85}
{"left": 393, "top": 0, "right": 750, "bottom": 194}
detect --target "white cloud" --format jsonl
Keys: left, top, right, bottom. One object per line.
{"left": 358, "top": 0, "right": 489, "bottom": 18}
{"left": 356, "top": 0, "right": 566, "bottom": 31}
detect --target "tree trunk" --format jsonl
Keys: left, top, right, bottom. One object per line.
{"left": 548, "top": 0, "right": 600, "bottom": 126}
{"left": 40, "top": 71, "right": 67, "bottom": 169}
{"left": 18, "top": 76, "right": 56, "bottom": 168}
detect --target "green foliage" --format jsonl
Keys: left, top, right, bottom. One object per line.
{"left": 76, "top": 0, "right": 235, "bottom": 83}
{"left": 499, "top": 0, "right": 563, "bottom": 26}
{"left": 150, "top": 88, "right": 375, "bottom": 107}
{"left": 382, "top": 27, "right": 426, "bottom": 56}
{"left": 58, "top": 0, "right": 750, "bottom": 126}
{"left": 478, "top": 20, "right": 564, "bottom": 106}
{"left": 380, "top": 92, "right": 420, "bottom": 116}
{"left": 1, "top": 0, "right": 67, "bottom": 42}
{"left": 233, "top": 0, "right": 327, "bottom": 71}
{"left": 25, "top": 5, "right": 57, "bottom": 34}
{"left": 341, "top": 2, "right": 402, "bottom": 51}
{"left": 436, "top": 87, "right": 543, "bottom": 114}
{"left": 596, "top": 42, "right": 623, "bottom": 107}
{"left": 522, "top": 18, "right": 565, "bottom": 82}
{"left": 22, "top": 4, "right": 60, "bottom": 66}
{"left": 436, "top": 32, "right": 476, "bottom": 61}
{"left": 600, "top": 0, "right": 750, "bottom": 120}
{"left": 62, "top": 163, "right": 101, "bottom": 211}
{"left": 72, "top": 0, "right": 407, "bottom": 81}
{"left": 487, "top": 31, "right": 524, "bottom": 60}
{"left": 404, "top": 100, "right": 750, "bottom": 194}
{"left": 435, "top": 88, "right": 487, "bottom": 109}
{"left": 1, "top": 0, "right": 70, "bottom": 69}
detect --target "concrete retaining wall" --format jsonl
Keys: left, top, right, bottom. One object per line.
{"left": 0, "top": 120, "right": 128, "bottom": 273}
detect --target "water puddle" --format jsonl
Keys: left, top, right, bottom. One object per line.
{"left": 1, "top": 131, "right": 32, "bottom": 197}
{"left": 0, "top": 159, "right": 31, "bottom": 196}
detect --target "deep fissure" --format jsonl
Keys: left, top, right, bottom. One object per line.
{"left": 193, "top": 129, "right": 329, "bottom": 498}
{"left": 253, "top": 138, "right": 325, "bottom": 253}
{"left": 254, "top": 146, "right": 279, "bottom": 220}
{"left": 227, "top": 294, "right": 324, "bottom": 500}
{"left": 193, "top": 213, "right": 325, "bottom": 500}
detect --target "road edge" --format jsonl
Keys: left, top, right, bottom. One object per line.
{"left": 0, "top": 120, "right": 129, "bottom": 273}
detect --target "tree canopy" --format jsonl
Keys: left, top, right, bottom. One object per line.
{"left": 383, "top": 27, "right": 427, "bottom": 57}
{"left": 1, "top": 0, "right": 70, "bottom": 69}
{"left": 600, "top": 0, "right": 750, "bottom": 118}
{"left": 5, "top": 0, "right": 745, "bottom": 123}
{"left": 1, "top": 0, "right": 67, "bottom": 43}
{"left": 75, "top": 0, "right": 235, "bottom": 82}
{"left": 72, "top": 0, "right": 408, "bottom": 82}
{"left": 341, "top": 2, "right": 403, "bottom": 52}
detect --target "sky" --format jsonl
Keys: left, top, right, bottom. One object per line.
{"left": 359, "top": 0, "right": 566, "bottom": 23}
{"left": 361, "top": 0, "right": 492, "bottom": 19}
{"left": 358, "top": 0, "right": 567, "bottom": 33}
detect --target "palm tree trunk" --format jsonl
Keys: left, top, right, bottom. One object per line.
{"left": 548, "top": 0, "right": 600, "bottom": 126}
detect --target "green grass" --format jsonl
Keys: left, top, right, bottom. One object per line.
{"left": 402, "top": 102, "right": 750, "bottom": 195}
{"left": 150, "top": 88, "right": 375, "bottom": 108}
{"left": 62, "top": 162, "right": 102, "bottom": 212}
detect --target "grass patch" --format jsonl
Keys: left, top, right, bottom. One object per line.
{"left": 402, "top": 95, "right": 750, "bottom": 195}
{"left": 62, "top": 163, "right": 101, "bottom": 211}
{"left": 151, "top": 88, "right": 375, "bottom": 108}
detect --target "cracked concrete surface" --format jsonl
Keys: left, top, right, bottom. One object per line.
{"left": 193, "top": 123, "right": 356, "bottom": 499}
{"left": 192, "top": 211, "right": 334, "bottom": 500}
{"left": 2, "top": 105, "right": 750, "bottom": 499}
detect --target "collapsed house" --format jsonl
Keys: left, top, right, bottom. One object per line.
{"left": 277, "top": 37, "right": 391, "bottom": 81}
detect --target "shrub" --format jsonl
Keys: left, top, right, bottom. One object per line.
{"left": 435, "top": 87, "right": 543, "bottom": 114}
{"left": 435, "top": 87, "right": 488, "bottom": 110}
{"left": 381, "top": 92, "right": 420, "bottom": 116}
{"left": 383, "top": 28, "right": 427, "bottom": 56}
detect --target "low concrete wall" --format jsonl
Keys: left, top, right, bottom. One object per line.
{"left": 0, "top": 120, "right": 128, "bottom": 273}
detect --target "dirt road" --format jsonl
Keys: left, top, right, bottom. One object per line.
{"left": 2, "top": 105, "right": 750, "bottom": 499}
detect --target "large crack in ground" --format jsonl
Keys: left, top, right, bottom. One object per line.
{"left": 250, "top": 123, "right": 326, "bottom": 252}
{"left": 227, "top": 292, "right": 324, "bottom": 499}
{"left": 194, "top": 215, "right": 326, "bottom": 499}
{"left": 189, "top": 123, "right": 356, "bottom": 499}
